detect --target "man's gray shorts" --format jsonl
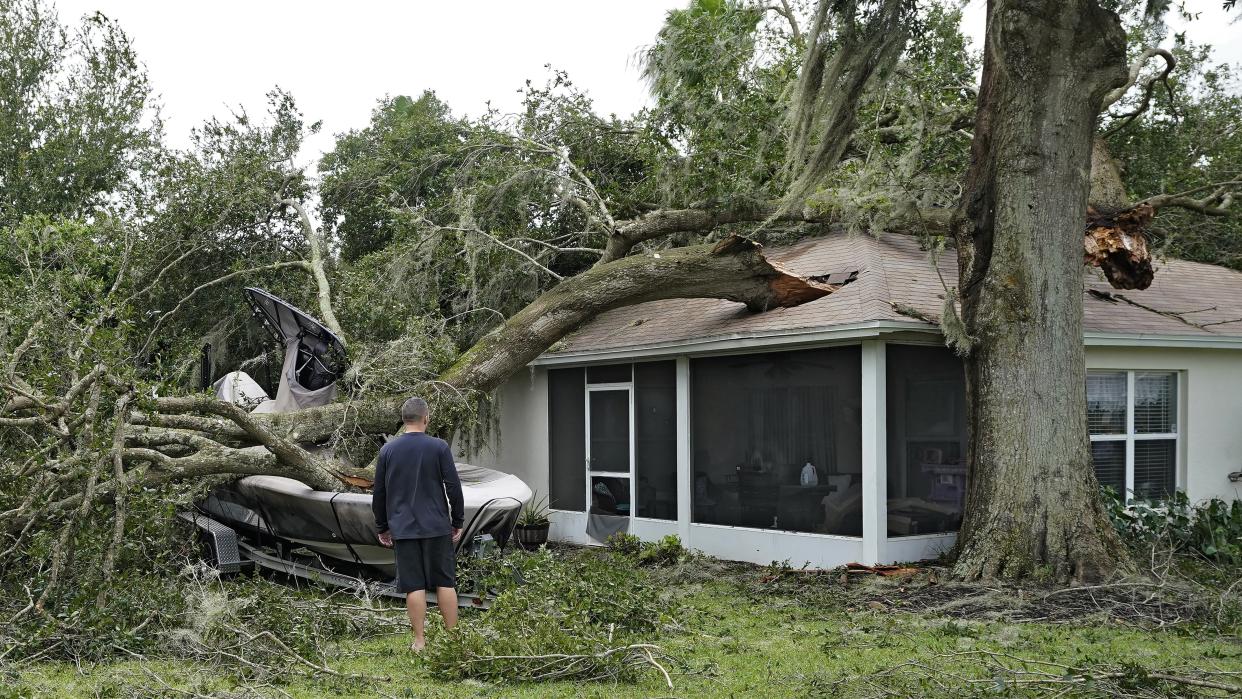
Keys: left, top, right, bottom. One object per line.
{"left": 393, "top": 535, "right": 456, "bottom": 593}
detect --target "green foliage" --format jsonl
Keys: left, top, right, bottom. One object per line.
{"left": 516, "top": 492, "right": 551, "bottom": 527}
{"left": 427, "top": 547, "right": 674, "bottom": 683}
{"left": 642, "top": 0, "right": 797, "bottom": 203}
{"left": 607, "top": 533, "right": 689, "bottom": 567}
{"left": 1102, "top": 487, "right": 1242, "bottom": 563}
{"left": 1105, "top": 37, "right": 1242, "bottom": 270}
{"left": 0, "top": 0, "right": 159, "bottom": 226}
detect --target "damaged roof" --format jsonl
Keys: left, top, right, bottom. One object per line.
{"left": 542, "top": 231, "right": 1242, "bottom": 359}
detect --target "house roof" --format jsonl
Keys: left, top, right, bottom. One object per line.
{"left": 542, "top": 231, "right": 1242, "bottom": 360}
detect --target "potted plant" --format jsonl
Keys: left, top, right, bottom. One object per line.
{"left": 513, "top": 493, "right": 551, "bottom": 551}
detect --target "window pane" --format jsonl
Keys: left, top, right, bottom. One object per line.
{"left": 1133, "top": 440, "right": 1176, "bottom": 501}
{"left": 635, "top": 362, "right": 677, "bottom": 520}
{"left": 589, "top": 390, "right": 630, "bottom": 473}
{"left": 548, "top": 368, "right": 586, "bottom": 511}
{"left": 886, "top": 345, "right": 966, "bottom": 537}
{"left": 1090, "top": 440, "right": 1126, "bottom": 495}
{"left": 590, "top": 475, "right": 631, "bottom": 516}
{"left": 1134, "top": 372, "right": 1176, "bottom": 434}
{"left": 587, "top": 364, "right": 631, "bottom": 384}
{"left": 690, "top": 347, "right": 861, "bottom": 536}
{"left": 1086, "top": 372, "right": 1127, "bottom": 435}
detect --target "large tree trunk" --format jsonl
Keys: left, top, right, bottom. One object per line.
{"left": 950, "top": 0, "right": 1131, "bottom": 582}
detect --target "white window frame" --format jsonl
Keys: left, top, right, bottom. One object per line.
{"left": 1087, "top": 370, "right": 1179, "bottom": 500}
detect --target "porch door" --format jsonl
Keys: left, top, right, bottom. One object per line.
{"left": 586, "top": 387, "right": 633, "bottom": 518}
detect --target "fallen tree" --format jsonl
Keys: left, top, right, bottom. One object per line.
{"left": 5, "top": 2, "right": 1242, "bottom": 626}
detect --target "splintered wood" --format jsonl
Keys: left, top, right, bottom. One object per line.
{"left": 1083, "top": 203, "right": 1155, "bottom": 290}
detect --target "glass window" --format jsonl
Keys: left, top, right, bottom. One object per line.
{"left": 1090, "top": 441, "right": 1126, "bottom": 494}
{"left": 1087, "top": 370, "right": 1179, "bottom": 501}
{"left": 635, "top": 362, "right": 677, "bottom": 520}
{"left": 1086, "top": 372, "right": 1127, "bottom": 434}
{"left": 1133, "top": 440, "right": 1176, "bottom": 500}
{"left": 690, "top": 347, "right": 862, "bottom": 536}
{"left": 548, "top": 368, "right": 586, "bottom": 511}
{"left": 1134, "top": 372, "right": 1176, "bottom": 434}
{"left": 886, "top": 345, "right": 967, "bottom": 537}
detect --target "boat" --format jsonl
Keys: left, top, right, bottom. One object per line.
{"left": 186, "top": 288, "right": 531, "bottom": 599}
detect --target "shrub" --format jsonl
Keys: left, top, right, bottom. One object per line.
{"left": 1102, "top": 487, "right": 1242, "bottom": 564}
{"left": 605, "top": 533, "right": 687, "bottom": 567}
{"left": 605, "top": 532, "right": 642, "bottom": 557}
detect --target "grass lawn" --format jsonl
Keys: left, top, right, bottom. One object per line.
{"left": 10, "top": 553, "right": 1241, "bottom": 698}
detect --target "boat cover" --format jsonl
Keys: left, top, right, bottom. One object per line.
{"left": 199, "top": 464, "right": 531, "bottom": 575}
{"left": 212, "top": 371, "right": 270, "bottom": 407}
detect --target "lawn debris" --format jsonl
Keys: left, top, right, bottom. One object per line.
{"left": 845, "top": 562, "right": 920, "bottom": 578}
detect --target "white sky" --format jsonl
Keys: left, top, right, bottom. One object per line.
{"left": 51, "top": 0, "right": 1242, "bottom": 166}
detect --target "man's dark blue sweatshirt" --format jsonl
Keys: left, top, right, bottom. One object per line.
{"left": 372, "top": 432, "right": 464, "bottom": 539}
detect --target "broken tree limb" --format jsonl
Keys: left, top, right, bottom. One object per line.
{"left": 281, "top": 198, "right": 346, "bottom": 343}
{"left": 114, "top": 236, "right": 835, "bottom": 489}
{"left": 440, "top": 234, "right": 837, "bottom": 395}
{"left": 1084, "top": 203, "right": 1155, "bottom": 290}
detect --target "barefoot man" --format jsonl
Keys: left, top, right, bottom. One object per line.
{"left": 373, "top": 397, "right": 464, "bottom": 652}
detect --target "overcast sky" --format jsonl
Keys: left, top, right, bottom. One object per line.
{"left": 52, "top": 0, "right": 1242, "bottom": 166}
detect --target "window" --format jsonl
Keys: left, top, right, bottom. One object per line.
{"left": 886, "top": 344, "right": 967, "bottom": 537}
{"left": 1087, "top": 371, "right": 1178, "bottom": 500}
{"left": 690, "top": 347, "right": 862, "bottom": 536}
{"left": 549, "top": 362, "right": 677, "bottom": 520}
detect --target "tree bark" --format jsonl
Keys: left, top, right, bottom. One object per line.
{"left": 950, "top": 0, "right": 1131, "bottom": 582}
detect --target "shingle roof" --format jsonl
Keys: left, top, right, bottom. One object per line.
{"left": 544, "top": 231, "right": 1242, "bottom": 357}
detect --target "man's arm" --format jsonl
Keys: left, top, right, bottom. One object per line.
{"left": 372, "top": 449, "right": 390, "bottom": 546}
{"left": 439, "top": 441, "right": 465, "bottom": 536}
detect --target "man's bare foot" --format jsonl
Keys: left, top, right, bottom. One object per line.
{"left": 410, "top": 638, "right": 426, "bottom": 653}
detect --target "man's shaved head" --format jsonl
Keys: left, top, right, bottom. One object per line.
{"left": 401, "top": 396, "right": 429, "bottom": 424}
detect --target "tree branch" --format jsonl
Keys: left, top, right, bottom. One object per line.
{"left": 440, "top": 234, "right": 839, "bottom": 394}
{"left": 1142, "top": 180, "right": 1241, "bottom": 216}
{"left": 1101, "top": 47, "right": 1176, "bottom": 113}
{"left": 280, "top": 198, "right": 345, "bottom": 342}
{"left": 138, "top": 260, "right": 313, "bottom": 357}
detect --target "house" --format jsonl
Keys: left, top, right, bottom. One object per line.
{"left": 470, "top": 231, "right": 1242, "bottom": 567}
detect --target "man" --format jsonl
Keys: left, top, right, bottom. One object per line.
{"left": 373, "top": 397, "right": 465, "bottom": 652}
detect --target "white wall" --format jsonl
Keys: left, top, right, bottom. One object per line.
{"left": 465, "top": 367, "right": 549, "bottom": 494}
{"left": 1086, "top": 346, "right": 1242, "bottom": 503}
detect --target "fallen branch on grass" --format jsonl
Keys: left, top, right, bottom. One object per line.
{"left": 462, "top": 643, "right": 676, "bottom": 688}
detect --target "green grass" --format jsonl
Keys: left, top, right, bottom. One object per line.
{"left": 10, "top": 562, "right": 1242, "bottom": 698}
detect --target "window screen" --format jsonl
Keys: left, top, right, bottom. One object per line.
{"left": 1134, "top": 372, "right": 1176, "bottom": 434}
{"left": 886, "top": 344, "right": 967, "bottom": 537}
{"left": 1086, "top": 372, "right": 1127, "bottom": 435}
{"left": 548, "top": 368, "right": 586, "bottom": 511}
{"left": 588, "top": 390, "right": 630, "bottom": 473}
{"left": 587, "top": 364, "right": 632, "bottom": 384}
{"left": 635, "top": 362, "right": 677, "bottom": 520}
{"left": 690, "top": 347, "right": 861, "bottom": 535}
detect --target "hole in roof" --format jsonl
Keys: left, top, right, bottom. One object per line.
{"left": 809, "top": 270, "right": 859, "bottom": 286}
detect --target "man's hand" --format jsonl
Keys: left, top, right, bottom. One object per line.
{"left": 451, "top": 527, "right": 462, "bottom": 544}
{"left": 377, "top": 530, "right": 393, "bottom": 548}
